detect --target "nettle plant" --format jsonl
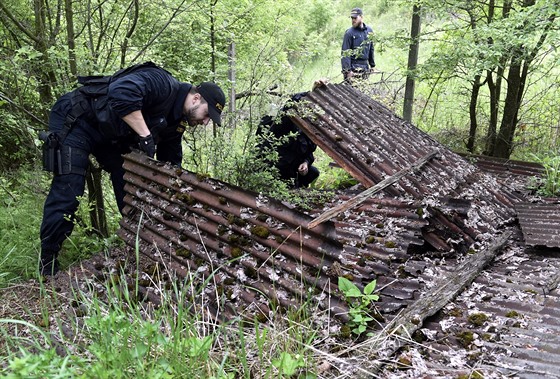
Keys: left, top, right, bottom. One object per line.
{"left": 338, "top": 277, "right": 379, "bottom": 336}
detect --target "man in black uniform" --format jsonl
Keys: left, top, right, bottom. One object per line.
{"left": 39, "top": 62, "right": 225, "bottom": 275}
{"left": 257, "top": 99, "right": 319, "bottom": 188}
{"left": 257, "top": 79, "right": 328, "bottom": 189}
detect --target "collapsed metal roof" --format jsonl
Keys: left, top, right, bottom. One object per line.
{"left": 115, "top": 83, "right": 559, "bottom": 377}
{"left": 116, "top": 83, "right": 539, "bottom": 323}
{"left": 293, "top": 84, "right": 525, "bottom": 250}
{"left": 117, "top": 152, "right": 428, "bottom": 322}
{"left": 458, "top": 152, "right": 544, "bottom": 178}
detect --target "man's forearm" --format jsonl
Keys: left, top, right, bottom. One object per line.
{"left": 122, "top": 110, "right": 151, "bottom": 137}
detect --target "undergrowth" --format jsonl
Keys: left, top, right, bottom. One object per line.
{"left": 528, "top": 152, "right": 560, "bottom": 197}
{"left": 0, "top": 166, "right": 122, "bottom": 286}
{"left": 0, "top": 267, "right": 323, "bottom": 378}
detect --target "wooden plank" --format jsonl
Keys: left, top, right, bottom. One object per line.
{"left": 308, "top": 150, "right": 439, "bottom": 229}
{"left": 352, "top": 231, "right": 512, "bottom": 372}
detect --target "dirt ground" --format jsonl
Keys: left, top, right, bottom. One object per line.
{"left": 0, "top": 247, "right": 137, "bottom": 353}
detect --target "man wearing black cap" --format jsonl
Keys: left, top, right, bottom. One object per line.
{"left": 38, "top": 61, "right": 225, "bottom": 275}
{"left": 341, "top": 7, "right": 376, "bottom": 81}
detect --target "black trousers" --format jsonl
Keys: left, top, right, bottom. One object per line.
{"left": 40, "top": 93, "right": 130, "bottom": 256}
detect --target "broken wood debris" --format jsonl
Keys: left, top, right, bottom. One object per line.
{"left": 308, "top": 150, "right": 439, "bottom": 229}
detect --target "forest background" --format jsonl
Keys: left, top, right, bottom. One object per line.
{"left": 1, "top": 0, "right": 559, "bottom": 282}
{"left": 1, "top": 0, "right": 560, "bottom": 376}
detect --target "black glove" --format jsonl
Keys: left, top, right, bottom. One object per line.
{"left": 137, "top": 134, "right": 155, "bottom": 158}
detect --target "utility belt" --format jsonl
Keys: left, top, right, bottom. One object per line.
{"left": 39, "top": 130, "right": 88, "bottom": 176}
{"left": 39, "top": 91, "right": 91, "bottom": 176}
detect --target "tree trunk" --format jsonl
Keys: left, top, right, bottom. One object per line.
{"left": 120, "top": 0, "right": 139, "bottom": 68}
{"left": 33, "top": 0, "right": 55, "bottom": 116}
{"left": 493, "top": 51, "right": 523, "bottom": 158}
{"left": 65, "top": 0, "right": 77, "bottom": 77}
{"left": 228, "top": 40, "right": 236, "bottom": 128}
{"left": 210, "top": 0, "right": 218, "bottom": 136}
{"left": 484, "top": 0, "right": 510, "bottom": 155}
{"left": 403, "top": 4, "right": 421, "bottom": 122}
{"left": 467, "top": 74, "right": 482, "bottom": 153}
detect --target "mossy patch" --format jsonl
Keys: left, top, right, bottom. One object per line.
{"left": 505, "top": 310, "right": 520, "bottom": 318}
{"left": 467, "top": 312, "right": 488, "bottom": 327}
{"left": 176, "top": 193, "right": 196, "bottom": 206}
{"left": 456, "top": 330, "right": 474, "bottom": 348}
{"left": 176, "top": 248, "right": 192, "bottom": 258}
{"left": 250, "top": 225, "right": 270, "bottom": 238}
{"left": 365, "top": 235, "right": 376, "bottom": 244}
{"left": 456, "top": 370, "right": 483, "bottom": 379}
{"left": 384, "top": 240, "right": 397, "bottom": 248}
{"left": 196, "top": 172, "right": 209, "bottom": 181}
{"left": 231, "top": 247, "right": 243, "bottom": 258}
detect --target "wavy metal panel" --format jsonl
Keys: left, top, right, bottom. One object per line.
{"left": 292, "top": 84, "right": 525, "bottom": 251}
{"left": 459, "top": 153, "right": 544, "bottom": 178}
{"left": 117, "top": 152, "right": 430, "bottom": 323}
{"left": 413, "top": 248, "right": 560, "bottom": 378}
{"left": 516, "top": 202, "right": 560, "bottom": 248}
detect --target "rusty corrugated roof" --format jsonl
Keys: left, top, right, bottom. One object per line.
{"left": 117, "top": 152, "right": 430, "bottom": 323}
{"left": 459, "top": 152, "right": 544, "bottom": 178}
{"left": 516, "top": 201, "right": 560, "bottom": 248}
{"left": 114, "top": 83, "right": 560, "bottom": 376}
{"left": 292, "top": 83, "right": 526, "bottom": 251}
{"left": 409, "top": 246, "right": 560, "bottom": 378}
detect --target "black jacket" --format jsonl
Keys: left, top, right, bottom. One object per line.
{"left": 257, "top": 93, "right": 317, "bottom": 179}
{"left": 341, "top": 23, "right": 375, "bottom": 73}
{"left": 78, "top": 62, "right": 188, "bottom": 165}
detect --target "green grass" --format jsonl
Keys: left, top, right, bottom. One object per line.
{"left": 0, "top": 147, "right": 350, "bottom": 377}
{"left": 0, "top": 170, "right": 47, "bottom": 284}
{"left": 0, "top": 167, "right": 121, "bottom": 286}
{"left": 0, "top": 267, "right": 323, "bottom": 378}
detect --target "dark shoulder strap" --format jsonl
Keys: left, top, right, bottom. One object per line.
{"left": 111, "top": 61, "right": 161, "bottom": 80}
{"left": 77, "top": 61, "right": 162, "bottom": 86}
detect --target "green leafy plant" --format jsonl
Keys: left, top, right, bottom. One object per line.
{"left": 272, "top": 351, "right": 305, "bottom": 377}
{"left": 338, "top": 277, "right": 379, "bottom": 336}
{"left": 529, "top": 153, "right": 560, "bottom": 197}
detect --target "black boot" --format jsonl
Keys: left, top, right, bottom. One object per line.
{"left": 40, "top": 250, "right": 60, "bottom": 276}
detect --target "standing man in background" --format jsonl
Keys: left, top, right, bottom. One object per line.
{"left": 341, "top": 7, "right": 376, "bottom": 81}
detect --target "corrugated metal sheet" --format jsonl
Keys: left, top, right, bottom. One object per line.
{"left": 113, "top": 83, "right": 560, "bottom": 376}
{"left": 117, "top": 152, "right": 430, "bottom": 322}
{"left": 516, "top": 202, "right": 560, "bottom": 248}
{"left": 409, "top": 247, "right": 560, "bottom": 379}
{"left": 292, "top": 84, "right": 526, "bottom": 252}
{"left": 459, "top": 152, "right": 544, "bottom": 178}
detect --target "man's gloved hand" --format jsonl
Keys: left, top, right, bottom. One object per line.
{"left": 137, "top": 134, "right": 155, "bottom": 158}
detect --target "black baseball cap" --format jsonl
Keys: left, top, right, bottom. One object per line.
{"left": 197, "top": 82, "right": 226, "bottom": 125}
{"left": 350, "top": 8, "right": 363, "bottom": 17}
